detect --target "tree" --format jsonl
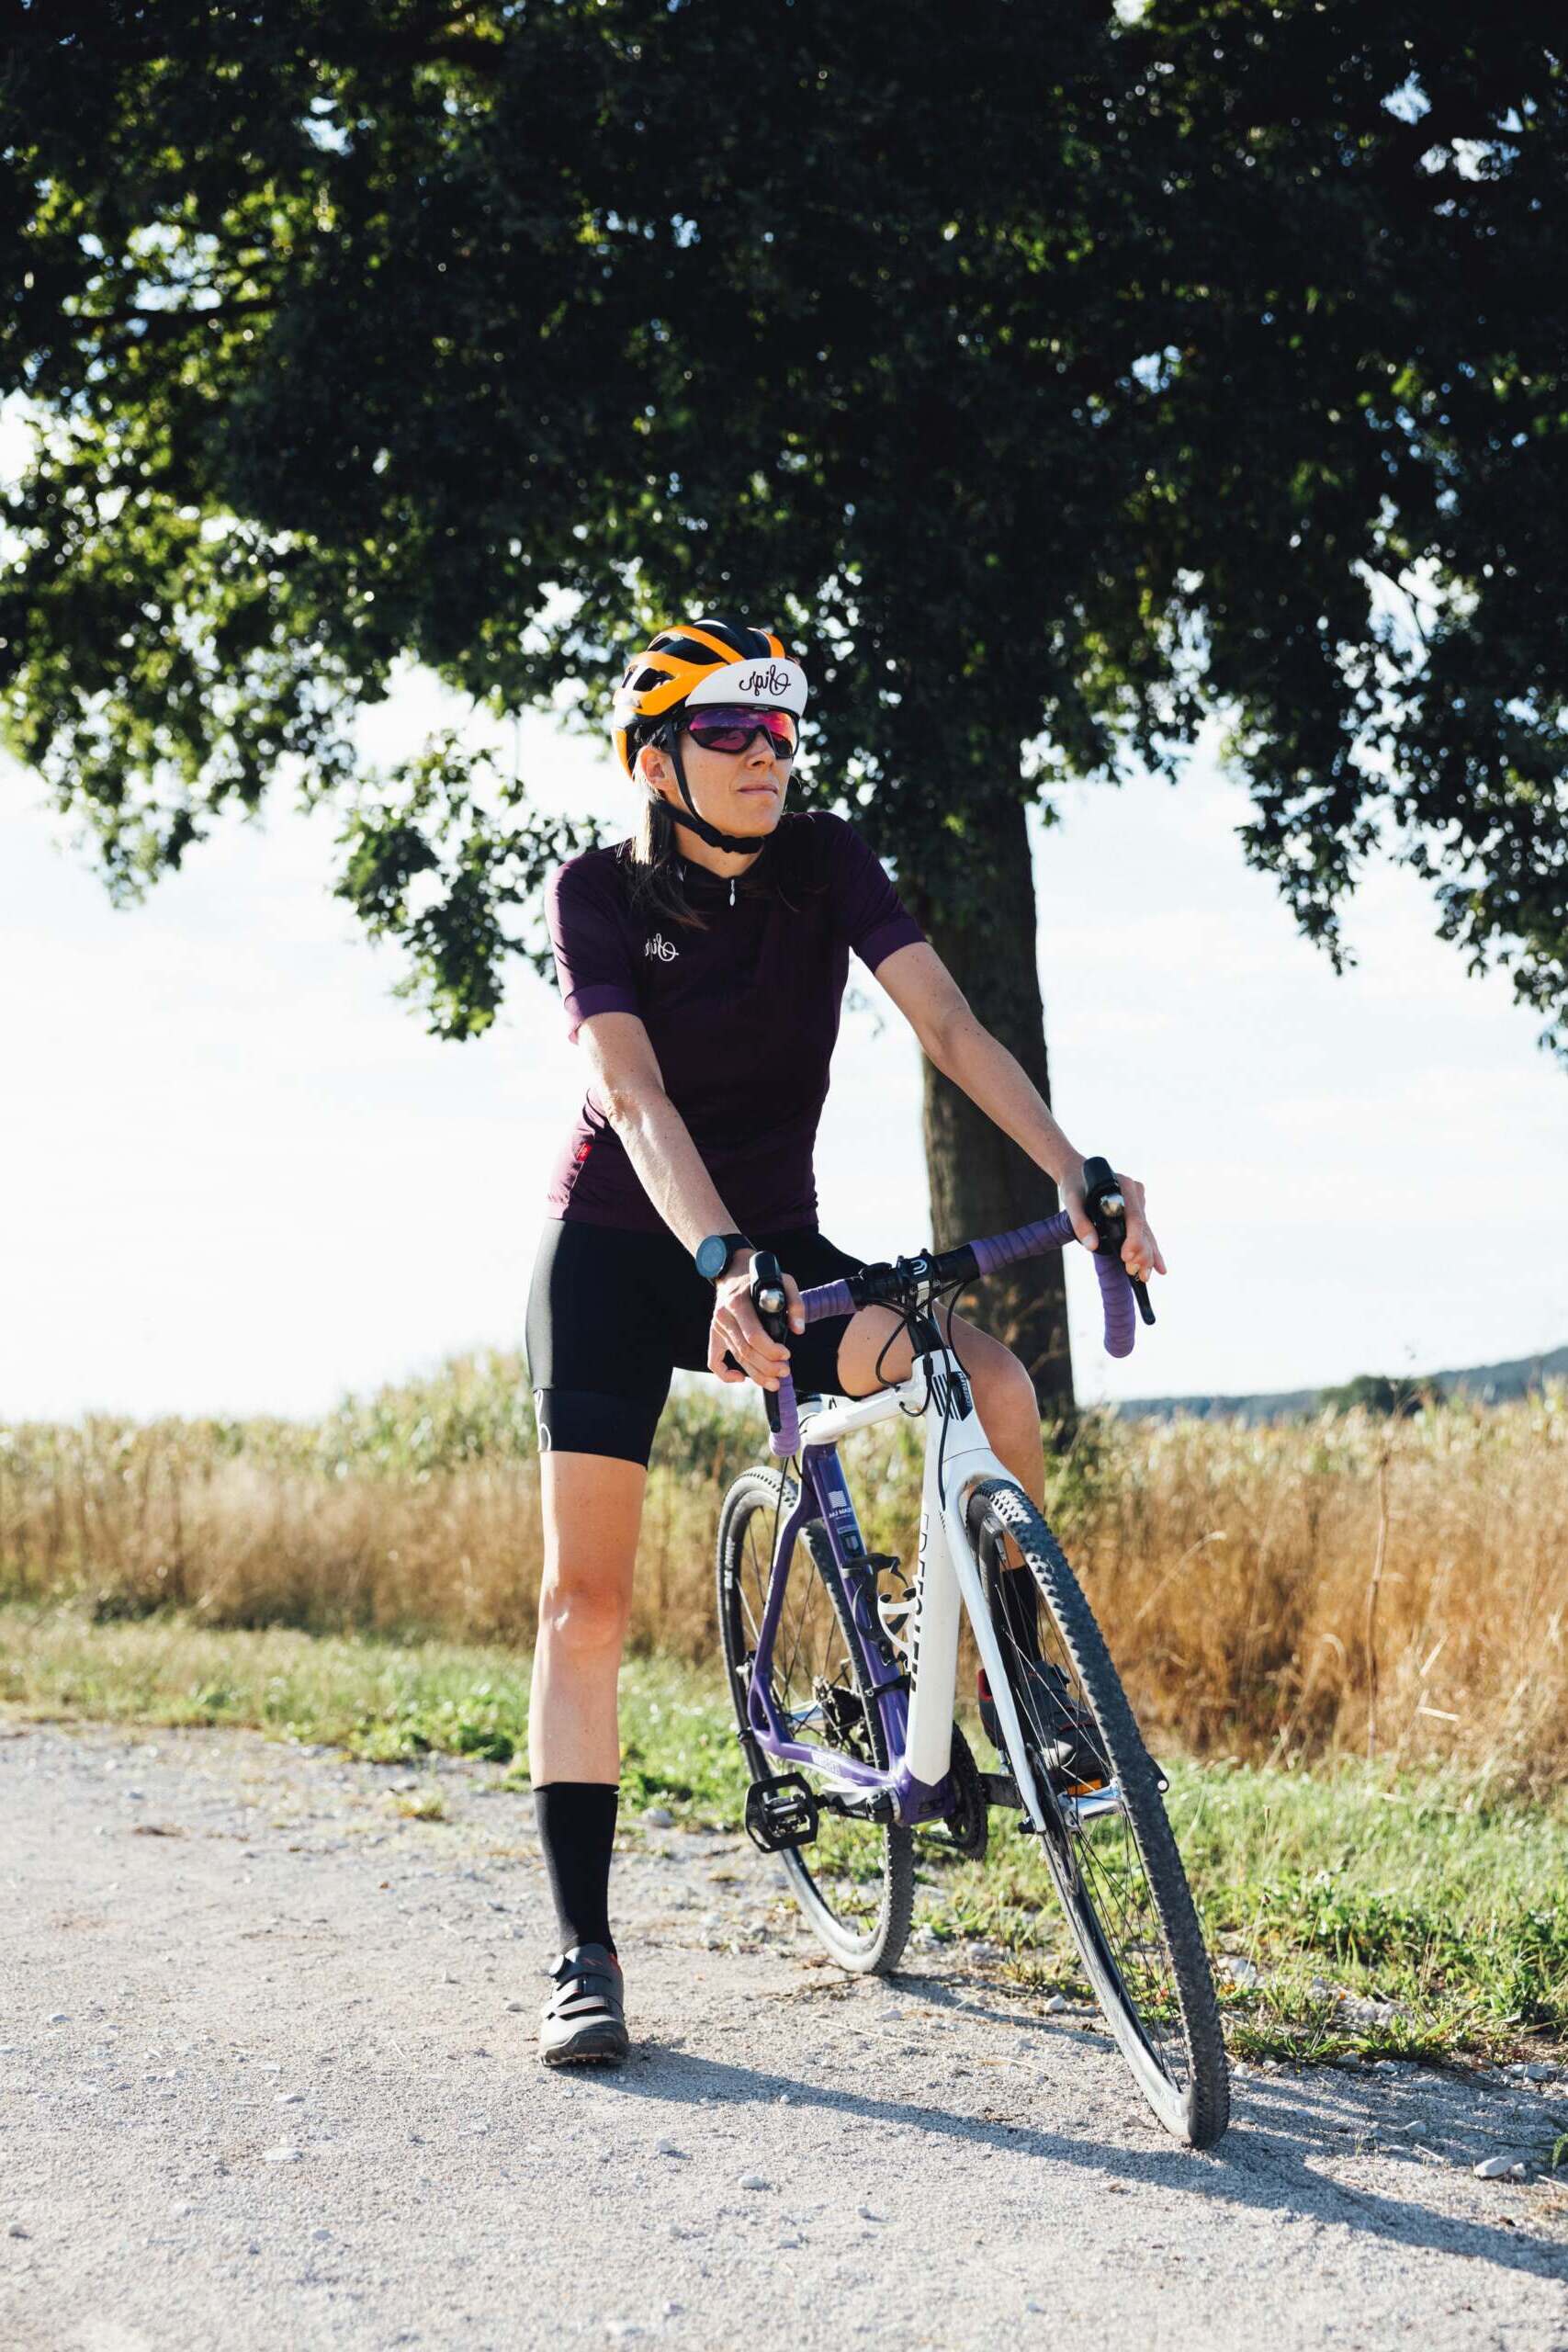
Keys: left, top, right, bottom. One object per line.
{"left": 4, "top": 2, "right": 1564, "bottom": 1409}
{"left": 1317, "top": 1373, "right": 1441, "bottom": 1418}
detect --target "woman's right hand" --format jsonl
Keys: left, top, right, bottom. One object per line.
{"left": 707, "top": 1254, "right": 806, "bottom": 1390}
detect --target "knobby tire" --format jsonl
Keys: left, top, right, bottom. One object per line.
{"left": 967, "top": 1476, "right": 1230, "bottom": 2149}
{"left": 717, "top": 1466, "right": 914, "bottom": 1974}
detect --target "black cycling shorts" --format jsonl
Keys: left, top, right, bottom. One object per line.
{"left": 524, "top": 1219, "right": 867, "bottom": 1466}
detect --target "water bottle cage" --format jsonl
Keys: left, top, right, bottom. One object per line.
{"left": 871, "top": 1555, "right": 914, "bottom": 1662}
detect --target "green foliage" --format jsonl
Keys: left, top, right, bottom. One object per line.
{"left": 1039, "top": 1404, "right": 1127, "bottom": 1522}
{"left": 0, "top": 1354, "right": 542, "bottom": 1495}
{"left": 6, "top": 1602, "right": 1563, "bottom": 2060}
{"left": 2, "top": 5, "right": 1564, "bottom": 1046}
{"left": 351, "top": 1683, "right": 523, "bottom": 1765}
{"left": 312, "top": 1351, "right": 539, "bottom": 1478}
{"left": 957, "top": 1755, "right": 1568, "bottom": 2058}
{"left": 1317, "top": 1372, "right": 1446, "bottom": 1418}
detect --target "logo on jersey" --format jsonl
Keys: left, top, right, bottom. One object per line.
{"left": 645, "top": 933, "right": 679, "bottom": 962}
{"left": 735, "top": 662, "right": 791, "bottom": 699}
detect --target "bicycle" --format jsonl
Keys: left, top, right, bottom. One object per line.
{"left": 715, "top": 1159, "right": 1230, "bottom": 2148}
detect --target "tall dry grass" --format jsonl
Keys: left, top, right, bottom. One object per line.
{"left": 2, "top": 1353, "right": 1563, "bottom": 1791}
{"left": 1054, "top": 1394, "right": 1568, "bottom": 1791}
{"left": 0, "top": 1357, "right": 734, "bottom": 1656}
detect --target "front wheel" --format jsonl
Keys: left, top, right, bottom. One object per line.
{"left": 967, "top": 1476, "right": 1230, "bottom": 2148}
{"left": 717, "top": 1467, "right": 913, "bottom": 1973}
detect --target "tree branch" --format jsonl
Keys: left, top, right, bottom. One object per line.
{"left": 71, "top": 294, "right": 279, "bottom": 345}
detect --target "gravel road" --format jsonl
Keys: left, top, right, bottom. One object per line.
{"left": 2, "top": 1718, "right": 1564, "bottom": 2351}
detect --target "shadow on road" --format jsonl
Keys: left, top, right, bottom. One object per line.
{"left": 573, "top": 2036, "right": 1563, "bottom": 2283}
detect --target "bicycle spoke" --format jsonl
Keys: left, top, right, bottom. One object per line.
{"left": 971, "top": 1482, "right": 1227, "bottom": 2143}
{"left": 1073, "top": 1826, "right": 1189, "bottom": 2074}
{"left": 999, "top": 1605, "right": 1192, "bottom": 2061}
{"left": 717, "top": 1473, "right": 912, "bottom": 1968}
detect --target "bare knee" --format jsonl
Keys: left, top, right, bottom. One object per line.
{"left": 536, "top": 1452, "right": 644, "bottom": 1665}
{"left": 537, "top": 1562, "right": 631, "bottom": 1662}
{"left": 970, "top": 1341, "right": 1041, "bottom": 1447}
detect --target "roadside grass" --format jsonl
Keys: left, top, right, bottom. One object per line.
{"left": 6, "top": 1373, "right": 1565, "bottom": 1792}
{"left": 390, "top": 1790, "right": 448, "bottom": 1822}
{"left": 932, "top": 1770, "right": 1568, "bottom": 2068}
{"left": 4, "top": 1601, "right": 1563, "bottom": 2069}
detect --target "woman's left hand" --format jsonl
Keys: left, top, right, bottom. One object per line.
{"left": 1061, "top": 1165, "right": 1168, "bottom": 1284}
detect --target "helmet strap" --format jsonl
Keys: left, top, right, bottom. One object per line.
{"left": 649, "top": 727, "right": 761, "bottom": 856}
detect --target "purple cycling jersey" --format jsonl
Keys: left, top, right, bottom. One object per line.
{"left": 544, "top": 810, "right": 925, "bottom": 1234}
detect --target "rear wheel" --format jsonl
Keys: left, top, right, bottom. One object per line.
{"left": 717, "top": 1467, "right": 913, "bottom": 1973}
{"left": 967, "top": 1476, "right": 1230, "bottom": 2148}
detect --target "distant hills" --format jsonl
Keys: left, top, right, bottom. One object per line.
{"left": 1111, "top": 1343, "right": 1568, "bottom": 1426}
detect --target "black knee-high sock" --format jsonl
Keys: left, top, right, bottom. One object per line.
{"left": 536, "top": 1782, "right": 619, "bottom": 1953}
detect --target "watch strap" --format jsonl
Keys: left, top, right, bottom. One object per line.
{"left": 697, "top": 1231, "right": 754, "bottom": 1283}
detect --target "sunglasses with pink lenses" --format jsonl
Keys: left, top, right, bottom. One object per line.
{"left": 683, "top": 705, "right": 799, "bottom": 758}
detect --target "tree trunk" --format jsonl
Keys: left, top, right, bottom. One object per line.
{"left": 903, "top": 796, "right": 1074, "bottom": 1418}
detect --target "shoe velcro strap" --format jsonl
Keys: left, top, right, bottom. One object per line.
{"left": 548, "top": 1956, "right": 621, "bottom": 2012}
{"left": 549, "top": 1986, "right": 618, "bottom": 2022}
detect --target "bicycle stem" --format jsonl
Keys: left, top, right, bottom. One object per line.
{"left": 748, "top": 1181, "right": 1146, "bottom": 1462}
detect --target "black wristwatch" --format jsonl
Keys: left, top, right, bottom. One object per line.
{"left": 694, "top": 1231, "right": 754, "bottom": 1283}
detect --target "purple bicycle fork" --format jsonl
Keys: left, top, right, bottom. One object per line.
{"left": 744, "top": 1439, "right": 954, "bottom": 1828}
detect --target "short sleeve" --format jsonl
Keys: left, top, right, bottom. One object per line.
{"left": 823, "top": 814, "right": 926, "bottom": 973}
{"left": 546, "top": 854, "right": 640, "bottom": 1041}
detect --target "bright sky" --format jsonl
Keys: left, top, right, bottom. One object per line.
{"left": 5, "top": 652, "right": 1563, "bottom": 1427}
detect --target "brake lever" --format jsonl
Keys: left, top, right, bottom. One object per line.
{"left": 1079, "top": 1154, "right": 1156, "bottom": 1329}
{"left": 750, "top": 1249, "right": 792, "bottom": 1433}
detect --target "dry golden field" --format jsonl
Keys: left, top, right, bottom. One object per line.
{"left": 2, "top": 1354, "right": 1562, "bottom": 1792}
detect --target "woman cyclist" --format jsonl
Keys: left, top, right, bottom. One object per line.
{"left": 525, "top": 616, "right": 1165, "bottom": 2064}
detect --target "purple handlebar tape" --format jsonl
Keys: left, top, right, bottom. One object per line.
{"left": 967, "top": 1209, "right": 1137, "bottom": 1359}
{"left": 969, "top": 1209, "right": 1076, "bottom": 1277}
{"left": 797, "top": 1278, "right": 856, "bottom": 1324}
{"left": 771, "top": 1378, "right": 801, "bottom": 1456}
{"left": 766, "top": 1212, "right": 1137, "bottom": 1455}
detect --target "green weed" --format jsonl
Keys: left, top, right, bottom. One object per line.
{"left": 4, "top": 1604, "right": 1563, "bottom": 2066}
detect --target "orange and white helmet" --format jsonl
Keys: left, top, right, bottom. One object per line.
{"left": 610, "top": 616, "right": 808, "bottom": 776}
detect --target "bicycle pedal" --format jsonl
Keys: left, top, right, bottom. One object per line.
{"left": 824, "top": 1787, "right": 898, "bottom": 1826}
{"left": 744, "top": 1772, "right": 820, "bottom": 1854}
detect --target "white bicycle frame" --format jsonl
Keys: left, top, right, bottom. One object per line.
{"left": 781, "top": 1341, "right": 1055, "bottom": 1833}
{"left": 740, "top": 1230, "right": 1216, "bottom": 2154}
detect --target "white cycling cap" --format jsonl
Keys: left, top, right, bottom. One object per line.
{"left": 683, "top": 655, "right": 808, "bottom": 716}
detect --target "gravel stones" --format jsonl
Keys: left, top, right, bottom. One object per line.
{"left": 12, "top": 1713, "right": 1568, "bottom": 2352}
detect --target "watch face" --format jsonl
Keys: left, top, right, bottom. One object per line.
{"left": 696, "top": 1236, "right": 729, "bottom": 1281}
